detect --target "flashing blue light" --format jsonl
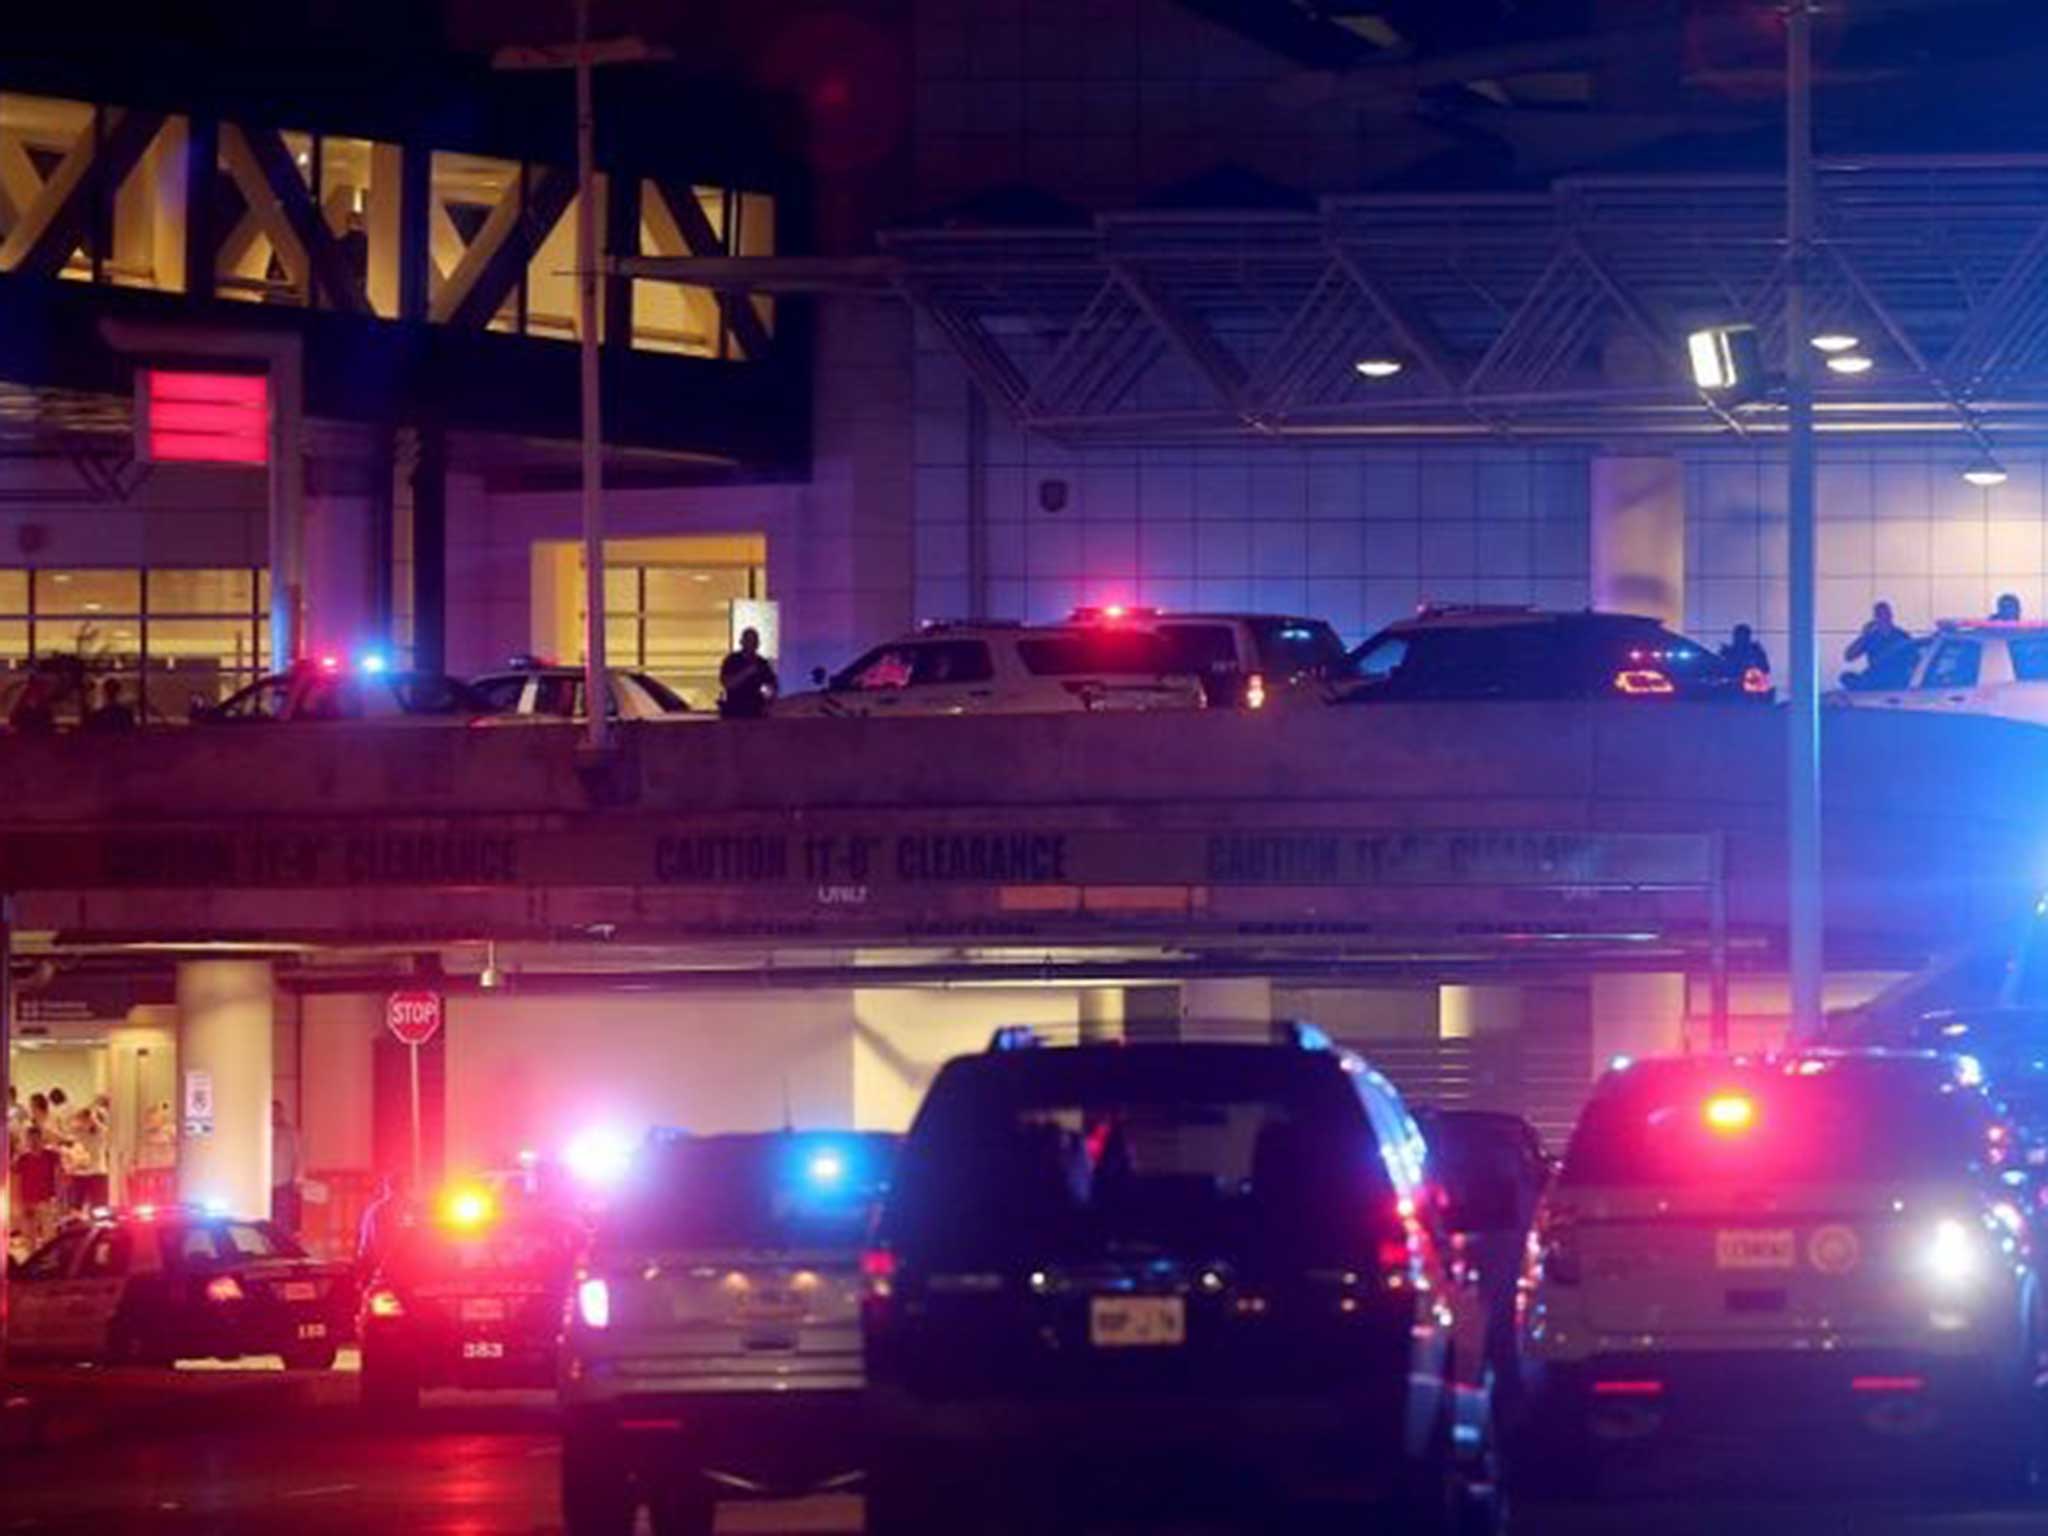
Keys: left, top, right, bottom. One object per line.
{"left": 1609, "top": 1054, "right": 1635, "bottom": 1072}
{"left": 1957, "top": 1055, "right": 1986, "bottom": 1088}
{"left": 199, "top": 1195, "right": 231, "bottom": 1218}
{"left": 990, "top": 1026, "right": 1044, "bottom": 1052}
{"left": 358, "top": 651, "right": 388, "bottom": 675}
{"left": 807, "top": 1149, "right": 847, "bottom": 1186}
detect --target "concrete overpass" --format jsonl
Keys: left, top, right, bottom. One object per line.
{"left": 0, "top": 702, "right": 2036, "bottom": 975}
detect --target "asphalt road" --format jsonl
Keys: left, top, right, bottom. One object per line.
{"left": 5, "top": 1380, "right": 2048, "bottom": 1535}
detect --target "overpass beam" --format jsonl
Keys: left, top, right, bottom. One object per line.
{"left": 175, "top": 961, "right": 274, "bottom": 1221}
{"left": 1590, "top": 455, "right": 1684, "bottom": 630}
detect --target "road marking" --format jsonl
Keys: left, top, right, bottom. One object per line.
{"left": 281, "top": 1484, "right": 359, "bottom": 1501}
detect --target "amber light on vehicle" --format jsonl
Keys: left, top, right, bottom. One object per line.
{"left": 1613, "top": 669, "right": 1676, "bottom": 695}
{"left": 1703, "top": 1094, "right": 1757, "bottom": 1133}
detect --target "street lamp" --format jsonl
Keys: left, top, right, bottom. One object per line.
{"left": 1687, "top": 325, "right": 1765, "bottom": 401}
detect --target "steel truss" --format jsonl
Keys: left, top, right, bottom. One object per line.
{"left": 880, "top": 159, "right": 2048, "bottom": 447}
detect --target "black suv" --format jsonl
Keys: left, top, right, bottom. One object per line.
{"left": 862, "top": 1025, "right": 1501, "bottom": 1534}
{"left": 1342, "top": 606, "right": 1770, "bottom": 703}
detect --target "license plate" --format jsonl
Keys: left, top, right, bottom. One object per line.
{"left": 459, "top": 1298, "right": 507, "bottom": 1323}
{"left": 1089, "top": 1296, "right": 1186, "bottom": 1349}
{"left": 295, "top": 1322, "right": 327, "bottom": 1341}
{"left": 281, "top": 1282, "right": 318, "bottom": 1302}
{"left": 1715, "top": 1230, "right": 1797, "bottom": 1270}
{"left": 462, "top": 1340, "right": 506, "bottom": 1360}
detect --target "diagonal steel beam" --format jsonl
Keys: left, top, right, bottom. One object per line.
{"left": 0, "top": 109, "right": 164, "bottom": 278}
{"left": 1824, "top": 241, "right": 1999, "bottom": 456}
{"left": 442, "top": 167, "right": 577, "bottom": 331}
{"left": 651, "top": 181, "right": 775, "bottom": 362}
{"left": 1109, "top": 260, "right": 1249, "bottom": 416}
{"left": 236, "top": 127, "right": 372, "bottom": 315}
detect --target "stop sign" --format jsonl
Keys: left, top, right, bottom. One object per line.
{"left": 386, "top": 990, "right": 444, "bottom": 1047}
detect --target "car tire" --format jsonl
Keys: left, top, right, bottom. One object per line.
{"left": 359, "top": 1353, "right": 420, "bottom": 1413}
{"left": 866, "top": 1455, "right": 960, "bottom": 1536}
{"left": 646, "top": 1483, "right": 715, "bottom": 1536}
{"left": 561, "top": 1423, "right": 637, "bottom": 1536}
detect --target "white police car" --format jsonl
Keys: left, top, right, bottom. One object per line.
{"left": 1830, "top": 620, "right": 2048, "bottom": 726}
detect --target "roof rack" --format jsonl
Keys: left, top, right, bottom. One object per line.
{"left": 1413, "top": 603, "right": 1539, "bottom": 619}
{"left": 917, "top": 619, "right": 1025, "bottom": 634}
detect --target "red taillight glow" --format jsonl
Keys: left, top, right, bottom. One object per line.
{"left": 1592, "top": 1379, "right": 1665, "bottom": 1398}
{"left": 1742, "top": 667, "right": 1771, "bottom": 695}
{"left": 1102, "top": 604, "right": 1128, "bottom": 620}
{"left": 1703, "top": 1094, "right": 1756, "bottom": 1133}
{"left": 205, "top": 1275, "right": 245, "bottom": 1304}
{"left": 861, "top": 1249, "right": 898, "bottom": 1293}
{"left": 365, "top": 1287, "right": 405, "bottom": 1319}
{"left": 1851, "top": 1375, "right": 1925, "bottom": 1394}
{"left": 1245, "top": 672, "right": 1268, "bottom": 710}
{"left": 1614, "top": 669, "right": 1676, "bottom": 696}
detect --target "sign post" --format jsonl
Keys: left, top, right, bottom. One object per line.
{"left": 385, "top": 992, "right": 444, "bottom": 1189}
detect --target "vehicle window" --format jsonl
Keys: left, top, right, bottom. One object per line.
{"left": 20, "top": 1230, "right": 88, "bottom": 1281}
{"left": 171, "top": 1226, "right": 222, "bottom": 1267}
{"left": 1350, "top": 634, "right": 1408, "bottom": 682}
{"left": 1155, "top": 625, "right": 1241, "bottom": 675}
{"left": 397, "top": 676, "right": 472, "bottom": 715}
{"left": 609, "top": 1136, "right": 896, "bottom": 1252}
{"left": 1919, "top": 639, "right": 1983, "bottom": 690}
{"left": 294, "top": 677, "right": 360, "bottom": 721}
{"left": 2009, "top": 637, "right": 2048, "bottom": 682}
{"left": 1248, "top": 619, "right": 1346, "bottom": 676}
{"left": 841, "top": 647, "right": 915, "bottom": 691}
{"left": 892, "top": 1052, "right": 1383, "bottom": 1266}
{"left": 389, "top": 1221, "right": 579, "bottom": 1282}
{"left": 628, "top": 672, "right": 690, "bottom": 713}
{"left": 221, "top": 1221, "right": 297, "bottom": 1259}
{"left": 469, "top": 676, "right": 529, "bottom": 714}
{"left": 532, "top": 676, "right": 581, "bottom": 717}
{"left": 1561, "top": 1068, "right": 1985, "bottom": 1186}
{"left": 1016, "top": 630, "right": 1175, "bottom": 677}
{"left": 79, "top": 1231, "right": 130, "bottom": 1279}
{"left": 908, "top": 641, "right": 994, "bottom": 686}
{"left": 214, "top": 678, "right": 293, "bottom": 720}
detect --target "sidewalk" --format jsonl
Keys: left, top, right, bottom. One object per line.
{"left": 0, "top": 1360, "right": 357, "bottom": 1458}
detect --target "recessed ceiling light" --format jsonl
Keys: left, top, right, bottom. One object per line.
{"left": 1354, "top": 358, "right": 1403, "bottom": 379}
{"left": 1964, "top": 465, "right": 2010, "bottom": 488}
{"left": 1825, "top": 354, "right": 1875, "bottom": 376}
{"left": 1811, "top": 333, "right": 1860, "bottom": 354}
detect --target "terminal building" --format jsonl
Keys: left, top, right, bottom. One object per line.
{"left": 5, "top": 1, "right": 2048, "bottom": 1249}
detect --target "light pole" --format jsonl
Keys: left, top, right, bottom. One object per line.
{"left": 496, "top": 2, "right": 667, "bottom": 755}
{"left": 1785, "top": 0, "right": 1824, "bottom": 1040}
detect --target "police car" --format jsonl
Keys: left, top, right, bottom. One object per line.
{"left": 559, "top": 1130, "right": 898, "bottom": 1536}
{"left": 1827, "top": 620, "right": 2048, "bottom": 726}
{"left": 1520, "top": 1051, "right": 2048, "bottom": 1489}
{"left": 8, "top": 1205, "right": 353, "bottom": 1368}
{"left": 467, "top": 660, "right": 693, "bottom": 721}
{"left": 358, "top": 1181, "right": 585, "bottom": 1410}
{"left": 772, "top": 621, "right": 1205, "bottom": 718}
{"left": 1067, "top": 606, "right": 1354, "bottom": 710}
{"left": 195, "top": 657, "right": 487, "bottom": 724}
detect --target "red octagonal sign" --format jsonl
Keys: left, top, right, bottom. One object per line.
{"left": 386, "top": 990, "right": 444, "bottom": 1047}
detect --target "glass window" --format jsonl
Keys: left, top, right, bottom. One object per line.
{"left": 37, "top": 570, "right": 140, "bottom": 617}
{"left": 0, "top": 96, "right": 96, "bottom": 281}
{"left": 628, "top": 672, "right": 690, "bottom": 713}
{"left": 1249, "top": 619, "right": 1347, "bottom": 676}
{"left": 21, "top": 1230, "right": 87, "bottom": 1281}
{"left": 1349, "top": 634, "right": 1408, "bottom": 683}
{"left": 533, "top": 675, "right": 580, "bottom": 717}
{"left": 1156, "top": 624, "right": 1241, "bottom": 675}
{"left": 428, "top": 152, "right": 521, "bottom": 332}
{"left": 2009, "top": 637, "right": 2048, "bottom": 683}
{"left": 631, "top": 184, "right": 775, "bottom": 358}
{"left": 213, "top": 676, "right": 292, "bottom": 721}
{"left": 222, "top": 1222, "right": 296, "bottom": 1259}
{"left": 1017, "top": 631, "right": 1174, "bottom": 677}
{"left": 216, "top": 127, "right": 314, "bottom": 305}
{"left": 524, "top": 177, "right": 605, "bottom": 342}
{"left": 148, "top": 570, "right": 254, "bottom": 614}
{"left": 80, "top": 1231, "right": 130, "bottom": 1279}
{"left": 317, "top": 136, "right": 400, "bottom": 318}
{"left": 846, "top": 647, "right": 914, "bottom": 691}
{"left": 470, "top": 675, "right": 530, "bottom": 714}
{"left": 1919, "top": 639, "right": 1983, "bottom": 691}
{"left": 910, "top": 641, "right": 994, "bottom": 685}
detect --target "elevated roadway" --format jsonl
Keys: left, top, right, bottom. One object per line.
{"left": 0, "top": 703, "right": 2035, "bottom": 981}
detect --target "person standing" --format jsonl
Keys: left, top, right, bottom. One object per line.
{"left": 718, "top": 627, "right": 779, "bottom": 719}
{"left": 271, "top": 1100, "right": 302, "bottom": 1234}
{"left": 13, "top": 1127, "right": 60, "bottom": 1252}
{"left": 84, "top": 677, "right": 137, "bottom": 732}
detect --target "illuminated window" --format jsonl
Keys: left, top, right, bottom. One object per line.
{"left": 0, "top": 568, "right": 267, "bottom": 722}
{"left": 632, "top": 183, "right": 775, "bottom": 359}
{"left": 216, "top": 127, "right": 314, "bottom": 304}
{"left": 318, "top": 136, "right": 402, "bottom": 318}
{"left": 0, "top": 95, "right": 97, "bottom": 282}
{"left": 525, "top": 176, "right": 606, "bottom": 342}
{"left": 106, "top": 113, "right": 192, "bottom": 293}
{"left": 428, "top": 151, "right": 522, "bottom": 332}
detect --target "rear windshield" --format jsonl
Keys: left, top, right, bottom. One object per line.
{"left": 1561, "top": 1068, "right": 1991, "bottom": 1187}
{"left": 889, "top": 1049, "right": 1385, "bottom": 1265}
{"left": 627, "top": 673, "right": 690, "bottom": 712}
{"left": 164, "top": 1221, "right": 301, "bottom": 1268}
{"left": 1249, "top": 619, "right": 1347, "bottom": 676}
{"left": 1016, "top": 631, "right": 1177, "bottom": 677}
{"left": 605, "top": 1136, "right": 894, "bottom": 1253}
{"left": 388, "top": 1220, "right": 580, "bottom": 1281}
{"left": 1155, "top": 625, "right": 1241, "bottom": 675}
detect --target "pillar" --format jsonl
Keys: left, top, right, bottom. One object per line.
{"left": 1438, "top": 985, "right": 1523, "bottom": 1040}
{"left": 176, "top": 961, "right": 274, "bottom": 1220}
{"left": 1180, "top": 977, "right": 1272, "bottom": 1041}
{"left": 1590, "top": 455, "right": 1685, "bottom": 628}
{"left": 1590, "top": 972, "right": 1686, "bottom": 1074}
{"left": 1079, "top": 986, "right": 1181, "bottom": 1044}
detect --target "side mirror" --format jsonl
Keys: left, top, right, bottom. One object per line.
{"left": 811, "top": 666, "right": 828, "bottom": 687}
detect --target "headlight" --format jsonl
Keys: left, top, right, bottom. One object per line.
{"left": 1925, "top": 1218, "right": 1982, "bottom": 1289}
{"left": 576, "top": 1276, "right": 611, "bottom": 1330}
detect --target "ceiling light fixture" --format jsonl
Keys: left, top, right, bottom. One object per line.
{"left": 1354, "top": 358, "right": 1403, "bottom": 379}
{"left": 1810, "top": 333, "right": 1860, "bottom": 354}
{"left": 1964, "top": 463, "right": 2010, "bottom": 488}
{"left": 1825, "top": 354, "right": 1875, "bottom": 376}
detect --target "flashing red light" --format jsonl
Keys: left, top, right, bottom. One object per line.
{"left": 861, "top": 1249, "right": 899, "bottom": 1285}
{"left": 1703, "top": 1094, "right": 1757, "bottom": 1133}
{"left": 204, "top": 1275, "right": 245, "bottom": 1304}
{"left": 1103, "top": 604, "right": 1128, "bottom": 620}
{"left": 365, "top": 1286, "right": 405, "bottom": 1320}
{"left": 1591, "top": 1379, "right": 1665, "bottom": 1398}
{"left": 140, "top": 370, "right": 269, "bottom": 466}
{"left": 1614, "top": 669, "right": 1676, "bottom": 696}
{"left": 134, "top": 1204, "right": 158, "bottom": 1222}
{"left": 317, "top": 654, "right": 343, "bottom": 673}
{"left": 620, "top": 1418, "right": 685, "bottom": 1432}
{"left": 1850, "top": 1375, "right": 1925, "bottom": 1394}
{"left": 1742, "top": 667, "right": 1772, "bottom": 695}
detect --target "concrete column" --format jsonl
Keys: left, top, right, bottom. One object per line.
{"left": 1438, "top": 985, "right": 1523, "bottom": 1040}
{"left": 1590, "top": 972, "right": 1687, "bottom": 1073}
{"left": 176, "top": 961, "right": 274, "bottom": 1220}
{"left": 1079, "top": 986, "right": 1181, "bottom": 1044}
{"left": 1591, "top": 456, "right": 1685, "bottom": 628}
{"left": 1180, "top": 978, "right": 1272, "bottom": 1041}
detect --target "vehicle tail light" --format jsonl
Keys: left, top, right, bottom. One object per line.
{"left": 1703, "top": 1094, "right": 1757, "bottom": 1134}
{"left": 205, "top": 1275, "right": 245, "bottom": 1304}
{"left": 576, "top": 1276, "right": 611, "bottom": 1330}
{"left": 1742, "top": 667, "right": 1771, "bottom": 695}
{"left": 861, "top": 1248, "right": 898, "bottom": 1297}
{"left": 1851, "top": 1375, "right": 1925, "bottom": 1394}
{"left": 1592, "top": 1379, "right": 1664, "bottom": 1398}
{"left": 1244, "top": 672, "right": 1268, "bottom": 710}
{"left": 365, "top": 1286, "right": 405, "bottom": 1320}
{"left": 1614, "top": 669, "right": 1675, "bottom": 696}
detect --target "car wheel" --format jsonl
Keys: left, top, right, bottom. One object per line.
{"left": 646, "top": 1483, "right": 715, "bottom": 1536}
{"left": 359, "top": 1353, "right": 420, "bottom": 1413}
{"left": 560, "top": 1423, "right": 637, "bottom": 1536}
{"left": 866, "top": 1455, "right": 960, "bottom": 1536}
